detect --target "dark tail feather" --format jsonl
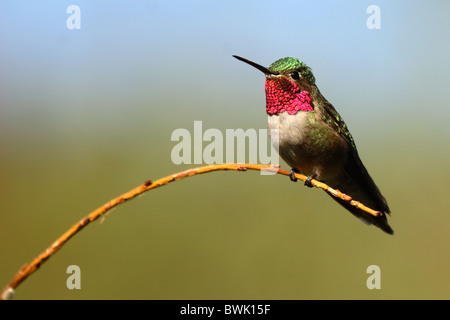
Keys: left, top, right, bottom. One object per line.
{"left": 327, "top": 193, "right": 394, "bottom": 235}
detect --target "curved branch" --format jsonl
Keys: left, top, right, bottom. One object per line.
{"left": 0, "top": 163, "right": 381, "bottom": 299}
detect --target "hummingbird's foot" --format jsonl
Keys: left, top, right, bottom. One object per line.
{"left": 304, "top": 174, "right": 317, "bottom": 188}
{"left": 289, "top": 169, "right": 300, "bottom": 182}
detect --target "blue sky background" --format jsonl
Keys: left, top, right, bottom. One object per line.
{"left": 1, "top": 1, "right": 449, "bottom": 123}
{"left": 1, "top": 1, "right": 449, "bottom": 299}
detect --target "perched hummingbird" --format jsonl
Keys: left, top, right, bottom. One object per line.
{"left": 233, "top": 55, "right": 393, "bottom": 234}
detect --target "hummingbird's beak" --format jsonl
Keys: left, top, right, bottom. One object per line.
{"left": 233, "top": 55, "right": 278, "bottom": 75}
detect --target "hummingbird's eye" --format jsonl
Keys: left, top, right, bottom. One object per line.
{"left": 290, "top": 71, "right": 300, "bottom": 80}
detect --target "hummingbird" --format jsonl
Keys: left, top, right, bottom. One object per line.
{"left": 233, "top": 55, "right": 393, "bottom": 235}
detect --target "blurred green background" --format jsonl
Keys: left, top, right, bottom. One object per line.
{"left": 1, "top": 0, "right": 449, "bottom": 299}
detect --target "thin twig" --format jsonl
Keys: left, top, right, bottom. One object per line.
{"left": 0, "top": 163, "right": 382, "bottom": 299}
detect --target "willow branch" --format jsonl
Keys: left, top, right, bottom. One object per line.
{"left": 0, "top": 163, "right": 382, "bottom": 300}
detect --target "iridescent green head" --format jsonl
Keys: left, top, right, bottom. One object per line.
{"left": 268, "top": 57, "right": 315, "bottom": 85}
{"left": 233, "top": 55, "right": 316, "bottom": 115}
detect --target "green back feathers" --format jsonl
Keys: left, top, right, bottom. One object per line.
{"left": 268, "top": 57, "right": 316, "bottom": 85}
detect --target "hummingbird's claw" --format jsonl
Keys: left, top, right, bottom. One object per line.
{"left": 304, "top": 174, "right": 317, "bottom": 188}
{"left": 289, "top": 169, "right": 300, "bottom": 182}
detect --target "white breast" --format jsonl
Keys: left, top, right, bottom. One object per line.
{"left": 267, "top": 112, "right": 310, "bottom": 150}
